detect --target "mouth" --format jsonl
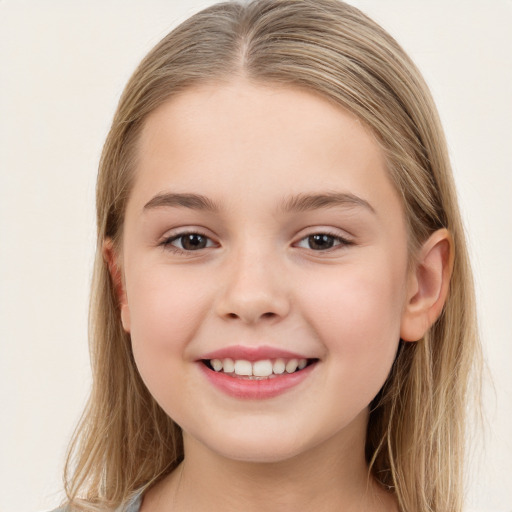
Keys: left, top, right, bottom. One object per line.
{"left": 198, "top": 351, "right": 319, "bottom": 399}
{"left": 201, "top": 357, "right": 318, "bottom": 380}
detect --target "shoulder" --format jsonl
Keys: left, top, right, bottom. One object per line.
{"left": 47, "top": 494, "right": 142, "bottom": 512}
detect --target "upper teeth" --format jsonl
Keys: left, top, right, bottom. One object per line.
{"left": 209, "top": 358, "right": 308, "bottom": 377}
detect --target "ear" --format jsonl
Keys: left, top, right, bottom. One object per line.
{"left": 400, "top": 228, "right": 454, "bottom": 342}
{"left": 102, "top": 239, "right": 131, "bottom": 333}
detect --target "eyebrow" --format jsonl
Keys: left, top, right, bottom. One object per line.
{"left": 144, "top": 192, "right": 220, "bottom": 211}
{"left": 280, "top": 192, "right": 375, "bottom": 214}
{"left": 143, "top": 191, "right": 375, "bottom": 214}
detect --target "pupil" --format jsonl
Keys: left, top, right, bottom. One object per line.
{"left": 309, "top": 234, "right": 334, "bottom": 250}
{"left": 182, "top": 234, "right": 206, "bottom": 250}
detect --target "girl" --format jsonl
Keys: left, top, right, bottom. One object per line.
{"left": 58, "top": 0, "right": 481, "bottom": 511}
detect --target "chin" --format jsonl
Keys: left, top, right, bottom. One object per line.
{"left": 212, "top": 441, "right": 307, "bottom": 464}
{"left": 186, "top": 421, "right": 325, "bottom": 465}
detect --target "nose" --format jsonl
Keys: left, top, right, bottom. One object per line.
{"left": 214, "top": 248, "right": 291, "bottom": 324}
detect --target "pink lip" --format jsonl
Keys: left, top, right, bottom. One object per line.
{"left": 198, "top": 360, "right": 318, "bottom": 400}
{"left": 199, "top": 345, "right": 310, "bottom": 362}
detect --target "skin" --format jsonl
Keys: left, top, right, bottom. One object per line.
{"left": 105, "top": 79, "right": 453, "bottom": 512}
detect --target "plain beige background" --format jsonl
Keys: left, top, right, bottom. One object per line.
{"left": 1, "top": 1, "right": 511, "bottom": 511}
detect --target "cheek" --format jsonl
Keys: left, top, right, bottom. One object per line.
{"left": 300, "top": 263, "right": 405, "bottom": 386}
{"left": 126, "top": 265, "right": 210, "bottom": 373}
{"left": 125, "top": 265, "right": 218, "bottom": 422}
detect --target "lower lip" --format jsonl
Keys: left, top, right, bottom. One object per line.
{"left": 198, "top": 362, "right": 317, "bottom": 399}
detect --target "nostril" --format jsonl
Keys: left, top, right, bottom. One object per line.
{"left": 225, "top": 312, "right": 276, "bottom": 321}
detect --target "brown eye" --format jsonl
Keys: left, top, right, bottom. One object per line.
{"left": 307, "top": 234, "right": 336, "bottom": 250}
{"left": 295, "top": 233, "right": 352, "bottom": 251}
{"left": 164, "top": 233, "right": 215, "bottom": 251}
{"left": 180, "top": 234, "right": 208, "bottom": 250}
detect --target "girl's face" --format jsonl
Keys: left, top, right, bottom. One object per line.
{"left": 117, "top": 80, "right": 413, "bottom": 463}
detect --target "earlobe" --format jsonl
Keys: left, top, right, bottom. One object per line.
{"left": 102, "top": 239, "right": 131, "bottom": 333}
{"left": 400, "top": 228, "right": 454, "bottom": 342}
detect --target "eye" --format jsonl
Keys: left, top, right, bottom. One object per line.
{"left": 295, "top": 233, "right": 351, "bottom": 251}
{"left": 162, "top": 232, "right": 216, "bottom": 252}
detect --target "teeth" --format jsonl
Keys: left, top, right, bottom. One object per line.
{"left": 253, "top": 360, "right": 273, "bottom": 377}
{"left": 211, "top": 359, "right": 223, "bottom": 372}
{"left": 273, "top": 358, "right": 286, "bottom": 374}
{"left": 234, "top": 360, "right": 252, "bottom": 376}
{"left": 222, "top": 358, "right": 235, "bottom": 373}
{"left": 208, "top": 357, "right": 310, "bottom": 377}
{"left": 285, "top": 359, "right": 299, "bottom": 373}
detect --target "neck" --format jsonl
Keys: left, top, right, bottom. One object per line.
{"left": 142, "top": 411, "right": 396, "bottom": 512}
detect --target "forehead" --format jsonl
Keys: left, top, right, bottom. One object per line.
{"left": 129, "top": 79, "right": 402, "bottom": 222}
{"left": 139, "top": 80, "right": 379, "bottom": 166}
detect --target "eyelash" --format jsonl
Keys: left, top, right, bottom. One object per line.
{"left": 160, "top": 230, "right": 353, "bottom": 255}
{"left": 160, "top": 231, "right": 216, "bottom": 254}
{"left": 295, "top": 231, "right": 353, "bottom": 252}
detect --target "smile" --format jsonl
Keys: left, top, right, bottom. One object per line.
{"left": 203, "top": 357, "right": 312, "bottom": 379}
{"left": 198, "top": 348, "right": 319, "bottom": 399}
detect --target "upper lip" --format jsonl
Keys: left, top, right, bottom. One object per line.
{"left": 199, "top": 345, "right": 313, "bottom": 362}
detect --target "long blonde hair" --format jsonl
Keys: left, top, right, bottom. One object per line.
{"left": 64, "top": 1, "right": 481, "bottom": 510}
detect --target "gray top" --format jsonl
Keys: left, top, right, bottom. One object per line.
{"left": 124, "top": 493, "right": 142, "bottom": 512}
{"left": 51, "top": 492, "right": 142, "bottom": 512}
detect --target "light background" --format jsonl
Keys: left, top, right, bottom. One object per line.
{"left": 0, "top": 1, "right": 511, "bottom": 511}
